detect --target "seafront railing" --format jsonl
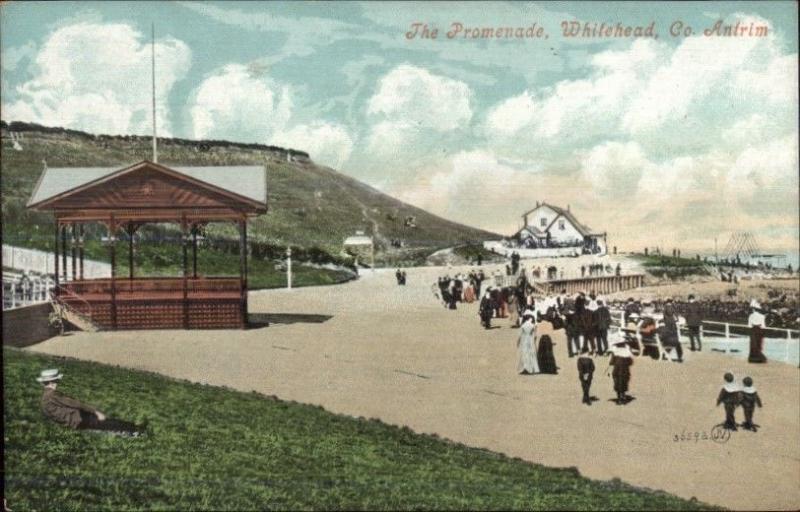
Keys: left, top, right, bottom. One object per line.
{"left": 609, "top": 309, "right": 799, "bottom": 364}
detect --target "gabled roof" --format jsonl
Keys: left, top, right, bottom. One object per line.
{"left": 521, "top": 202, "right": 600, "bottom": 237}
{"left": 514, "top": 226, "right": 546, "bottom": 238}
{"left": 27, "top": 160, "right": 267, "bottom": 210}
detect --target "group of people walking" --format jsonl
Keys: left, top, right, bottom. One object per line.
{"left": 717, "top": 372, "right": 763, "bottom": 431}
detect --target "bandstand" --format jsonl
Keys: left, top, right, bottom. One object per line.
{"left": 27, "top": 160, "right": 267, "bottom": 330}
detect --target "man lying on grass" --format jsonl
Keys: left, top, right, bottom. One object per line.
{"left": 37, "top": 368, "right": 147, "bottom": 437}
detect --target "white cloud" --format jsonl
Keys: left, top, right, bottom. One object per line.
{"left": 726, "top": 134, "right": 799, "bottom": 198}
{"left": 580, "top": 141, "right": 649, "bottom": 197}
{"left": 364, "top": 65, "right": 472, "bottom": 162}
{"left": 367, "top": 64, "right": 472, "bottom": 132}
{"left": 486, "top": 14, "right": 795, "bottom": 157}
{"left": 364, "top": 120, "right": 415, "bottom": 160}
{"left": 270, "top": 121, "right": 354, "bottom": 168}
{"left": 3, "top": 22, "right": 191, "bottom": 136}
{"left": 485, "top": 91, "right": 536, "bottom": 139}
{"left": 190, "top": 64, "right": 292, "bottom": 143}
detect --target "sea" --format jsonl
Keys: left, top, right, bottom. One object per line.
{"left": 696, "top": 335, "right": 800, "bottom": 367}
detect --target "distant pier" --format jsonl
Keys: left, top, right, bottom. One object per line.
{"left": 540, "top": 274, "right": 645, "bottom": 295}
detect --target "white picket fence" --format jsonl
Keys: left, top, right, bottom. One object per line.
{"left": 2, "top": 244, "right": 110, "bottom": 279}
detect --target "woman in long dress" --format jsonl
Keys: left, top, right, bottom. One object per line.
{"left": 537, "top": 334, "right": 558, "bottom": 374}
{"left": 517, "top": 311, "right": 539, "bottom": 375}
{"left": 463, "top": 282, "right": 476, "bottom": 303}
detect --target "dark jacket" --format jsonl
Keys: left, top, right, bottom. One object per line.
{"left": 594, "top": 306, "right": 611, "bottom": 330}
{"left": 479, "top": 297, "right": 494, "bottom": 318}
{"left": 41, "top": 388, "right": 98, "bottom": 428}
{"left": 716, "top": 388, "right": 741, "bottom": 407}
{"left": 741, "top": 391, "right": 762, "bottom": 410}
{"left": 565, "top": 311, "right": 581, "bottom": 336}
{"left": 577, "top": 356, "right": 595, "bottom": 378}
{"left": 684, "top": 301, "right": 703, "bottom": 327}
{"left": 624, "top": 302, "right": 640, "bottom": 323}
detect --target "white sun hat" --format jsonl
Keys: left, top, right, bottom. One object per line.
{"left": 36, "top": 368, "right": 63, "bottom": 383}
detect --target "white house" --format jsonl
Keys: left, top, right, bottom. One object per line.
{"left": 514, "top": 202, "right": 606, "bottom": 254}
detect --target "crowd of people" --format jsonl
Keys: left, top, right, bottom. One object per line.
{"left": 431, "top": 266, "right": 785, "bottom": 408}
{"left": 608, "top": 293, "right": 800, "bottom": 330}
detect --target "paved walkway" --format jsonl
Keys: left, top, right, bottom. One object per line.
{"left": 28, "top": 263, "right": 800, "bottom": 510}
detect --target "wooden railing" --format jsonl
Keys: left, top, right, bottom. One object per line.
{"left": 62, "top": 277, "right": 241, "bottom": 296}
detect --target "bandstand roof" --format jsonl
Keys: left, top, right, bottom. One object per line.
{"left": 27, "top": 160, "right": 267, "bottom": 222}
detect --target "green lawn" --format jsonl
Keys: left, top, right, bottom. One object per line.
{"left": 631, "top": 254, "right": 711, "bottom": 279}
{"left": 4, "top": 348, "right": 718, "bottom": 511}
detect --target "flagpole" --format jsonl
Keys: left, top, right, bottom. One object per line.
{"left": 152, "top": 22, "right": 158, "bottom": 163}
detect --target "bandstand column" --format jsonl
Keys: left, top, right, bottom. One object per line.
{"left": 54, "top": 220, "right": 60, "bottom": 294}
{"left": 109, "top": 216, "right": 117, "bottom": 330}
{"left": 128, "top": 222, "right": 135, "bottom": 281}
{"left": 78, "top": 224, "right": 85, "bottom": 279}
{"left": 61, "top": 224, "right": 68, "bottom": 282}
{"left": 239, "top": 218, "right": 248, "bottom": 328}
{"left": 71, "top": 224, "right": 77, "bottom": 281}
{"left": 192, "top": 226, "right": 198, "bottom": 278}
{"left": 182, "top": 215, "right": 189, "bottom": 329}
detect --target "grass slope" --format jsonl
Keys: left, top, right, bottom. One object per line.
{"left": 1, "top": 122, "right": 498, "bottom": 267}
{"left": 631, "top": 254, "right": 712, "bottom": 280}
{"left": 4, "top": 348, "right": 716, "bottom": 511}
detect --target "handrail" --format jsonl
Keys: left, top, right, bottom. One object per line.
{"left": 608, "top": 308, "right": 799, "bottom": 338}
{"left": 51, "top": 285, "right": 94, "bottom": 324}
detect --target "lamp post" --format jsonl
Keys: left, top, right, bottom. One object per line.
{"left": 286, "top": 247, "right": 292, "bottom": 290}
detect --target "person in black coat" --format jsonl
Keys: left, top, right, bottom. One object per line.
{"left": 479, "top": 290, "right": 494, "bottom": 329}
{"left": 594, "top": 300, "right": 611, "bottom": 355}
{"left": 577, "top": 346, "right": 595, "bottom": 405}
{"left": 716, "top": 372, "right": 741, "bottom": 431}
{"left": 564, "top": 308, "right": 581, "bottom": 358}
{"left": 662, "top": 299, "right": 683, "bottom": 362}
{"left": 740, "top": 376, "right": 763, "bottom": 432}
{"left": 684, "top": 294, "right": 703, "bottom": 351}
{"left": 537, "top": 334, "right": 558, "bottom": 374}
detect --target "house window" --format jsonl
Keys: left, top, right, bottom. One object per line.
{"left": 540, "top": 217, "right": 547, "bottom": 227}
{"left": 558, "top": 220, "right": 565, "bottom": 230}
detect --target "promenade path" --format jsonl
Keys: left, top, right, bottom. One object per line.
{"left": 28, "top": 263, "right": 800, "bottom": 510}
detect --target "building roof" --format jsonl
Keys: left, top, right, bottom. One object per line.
{"left": 514, "top": 226, "right": 546, "bottom": 238}
{"left": 28, "top": 160, "right": 267, "bottom": 208}
{"left": 521, "top": 202, "right": 601, "bottom": 237}
{"left": 343, "top": 235, "right": 373, "bottom": 246}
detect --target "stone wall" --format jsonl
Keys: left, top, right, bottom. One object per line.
{"left": 2, "top": 302, "right": 58, "bottom": 347}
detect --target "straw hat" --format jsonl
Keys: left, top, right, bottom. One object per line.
{"left": 36, "top": 369, "right": 63, "bottom": 383}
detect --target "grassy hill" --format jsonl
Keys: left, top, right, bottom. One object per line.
{"left": 1, "top": 121, "right": 499, "bottom": 270}
{"left": 4, "top": 348, "right": 716, "bottom": 511}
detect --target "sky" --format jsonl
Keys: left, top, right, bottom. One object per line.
{"left": 1, "top": 1, "right": 798, "bottom": 253}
